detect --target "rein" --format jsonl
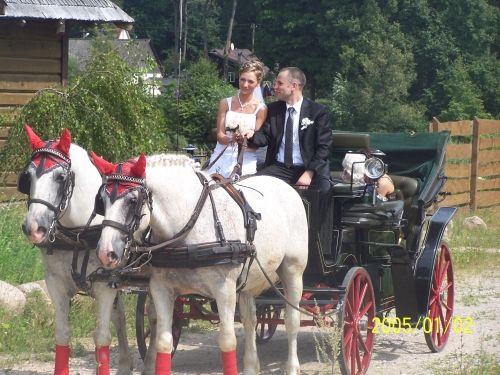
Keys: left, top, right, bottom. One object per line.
{"left": 128, "top": 171, "right": 257, "bottom": 253}
{"left": 97, "top": 169, "right": 261, "bottom": 280}
{"left": 202, "top": 138, "right": 248, "bottom": 179}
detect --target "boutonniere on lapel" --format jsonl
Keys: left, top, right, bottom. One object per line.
{"left": 301, "top": 118, "right": 314, "bottom": 130}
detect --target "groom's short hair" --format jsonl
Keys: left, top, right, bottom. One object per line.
{"left": 280, "top": 67, "right": 306, "bottom": 89}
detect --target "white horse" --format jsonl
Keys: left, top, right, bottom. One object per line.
{"left": 20, "top": 126, "right": 155, "bottom": 375}
{"left": 92, "top": 152, "right": 309, "bottom": 375}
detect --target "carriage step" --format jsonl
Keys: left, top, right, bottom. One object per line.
{"left": 255, "top": 298, "right": 342, "bottom": 306}
{"left": 302, "top": 286, "right": 346, "bottom": 293}
{"left": 269, "top": 286, "right": 346, "bottom": 294}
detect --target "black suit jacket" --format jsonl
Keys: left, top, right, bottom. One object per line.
{"left": 249, "top": 98, "right": 333, "bottom": 178}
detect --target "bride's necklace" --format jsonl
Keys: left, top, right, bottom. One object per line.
{"left": 237, "top": 92, "right": 253, "bottom": 111}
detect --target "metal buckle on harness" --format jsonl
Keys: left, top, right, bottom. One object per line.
{"left": 231, "top": 173, "right": 240, "bottom": 183}
{"left": 48, "top": 220, "right": 57, "bottom": 243}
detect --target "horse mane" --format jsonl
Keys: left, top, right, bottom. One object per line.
{"left": 146, "top": 153, "right": 200, "bottom": 171}
{"left": 68, "top": 142, "right": 92, "bottom": 163}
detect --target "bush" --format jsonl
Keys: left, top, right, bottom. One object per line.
{"left": 0, "top": 39, "right": 167, "bottom": 172}
{"left": 159, "top": 58, "right": 237, "bottom": 146}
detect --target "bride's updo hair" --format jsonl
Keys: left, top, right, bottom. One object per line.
{"left": 239, "top": 60, "right": 265, "bottom": 83}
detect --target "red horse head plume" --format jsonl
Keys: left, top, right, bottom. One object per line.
{"left": 91, "top": 152, "right": 147, "bottom": 200}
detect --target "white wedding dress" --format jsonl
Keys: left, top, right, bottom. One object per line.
{"left": 207, "top": 97, "right": 265, "bottom": 177}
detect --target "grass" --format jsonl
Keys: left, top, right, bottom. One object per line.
{"left": 0, "top": 197, "right": 216, "bottom": 357}
{"left": 1, "top": 199, "right": 500, "bottom": 374}
{"left": 0, "top": 201, "right": 44, "bottom": 285}
{"left": 428, "top": 334, "right": 500, "bottom": 375}
{"left": 447, "top": 207, "right": 500, "bottom": 275}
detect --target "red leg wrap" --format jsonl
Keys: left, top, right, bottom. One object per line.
{"left": 156, "top": 352, "right": 172, "bottom": 375}
{"left": 54, "top": 345, "right": 71, "bottom": 375}
{"left": 95, "top": 346, "right": 110, "bottom": 375}
{"left": 221, "top": 350, "right": 238, "bottom": 375}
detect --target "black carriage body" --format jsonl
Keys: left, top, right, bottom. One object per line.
{"left": 295, "top": 130, "right": 455, "bottom": 320}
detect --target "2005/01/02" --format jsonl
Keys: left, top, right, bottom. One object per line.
{"left": 372, "top": 316, "right": 473, "bottom": 334}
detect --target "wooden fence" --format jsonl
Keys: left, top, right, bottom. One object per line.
{"left": 0, "top": 124, "right": 21, "bottom": 201}
{"left": 432, "top": 117, "right": 500, "bottom": 210}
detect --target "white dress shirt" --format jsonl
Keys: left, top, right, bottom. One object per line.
{"left": 277, "top": 97, "right": 304, "bottom": 166}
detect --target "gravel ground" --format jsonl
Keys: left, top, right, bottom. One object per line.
{"left": 1, "top": 272, "right": 499, "bottom": 375}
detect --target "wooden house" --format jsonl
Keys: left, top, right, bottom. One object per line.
{"left": 208, "top": 48, "right": 269, "bottom": 87}
{"left": 0, "top": 0, "right": 133, "bottom": 200}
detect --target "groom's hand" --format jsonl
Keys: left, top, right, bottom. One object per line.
{"left": 237, "top": 129, "right": 254, "bottom": 143}
{"left": 296, "top": 170, "right": 314, "bottom": 189}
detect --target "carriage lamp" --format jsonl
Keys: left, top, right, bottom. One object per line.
{"left": 182, "top": 144, "right": 197, "bottom": 156}
{"left": 365, "top": 158, "right": 385, "bottom": 205}
{"left": 182, "top": 144, "right": 201, "bottom": 163}
{"left": 368, "top": 149, "right": 386, "bottom": 157}
{"left": 365, "top": 157, "right": 385, "bottom": 180}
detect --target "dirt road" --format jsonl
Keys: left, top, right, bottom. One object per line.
{"left": 2, "top": 272, "right": 499, "bottom": 375}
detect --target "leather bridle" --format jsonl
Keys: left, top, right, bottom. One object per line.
{"left": 18, "top": 145, "right": 75, "bottom": 241}
{"left": 97, "top": 173, "right": 153, "bottom": 255}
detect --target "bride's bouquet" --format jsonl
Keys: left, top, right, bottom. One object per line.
{"left": 226, "top": 115, "right": 249, "bottom": 145}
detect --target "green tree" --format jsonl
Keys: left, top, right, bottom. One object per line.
{"left": 158, "top": 58, "right": 236, "bottom": 145}
{"left": 330, "top": 42, "right": 426, "bottom": 132}
{"left": 0, "top": 40, "right": 166, "bottom": 173}
{"left": 432, "top": 58, "right": 488, "bottom": 122}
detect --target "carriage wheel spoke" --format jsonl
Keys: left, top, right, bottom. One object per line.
{"left": 358, "top": 283, "right": 368, "bottom": 310}
{"left": 343, "top": 326, "right": 354, "bottom": 347}
{"left": 358, "top": 301, "right": 373, "bottom": 318}
{"left": 357, "top": 332, "right": 369, "bottom": 355}
{"left": 354, "top": 276, "right": 361, "bottom": 311}
{"left": 355, "top": 337, "right": 362, "bottom": 371}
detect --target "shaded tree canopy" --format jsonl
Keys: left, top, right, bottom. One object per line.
{"left": 19, "top": 0, "right": 500, "bottom": 138}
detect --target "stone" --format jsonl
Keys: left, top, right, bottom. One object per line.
{"left": 463, "top": 216, "right": 487, "bottom": 230}
{"left": 17, "top": 281, "right": 51, "bottom": 301}
{"left": 0, "top": 279, "right": 26, "bottom": 313}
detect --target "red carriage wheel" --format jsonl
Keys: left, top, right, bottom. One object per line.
{"left": 136, "top": 291, "right": 183, "bottom": 361}
{"left": 338, "top": 267, "right": 375, "bottom": 375}
{"left": 255, "top": 304, "right": 281, "bottom": 344}
{"left": 424, "top": 241, "right": 454, "bottom": 353}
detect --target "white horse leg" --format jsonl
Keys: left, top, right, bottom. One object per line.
{"left": 109, "top": 292, "right": 133, "bottom": 375}
{"left": 45, "top": 274, "right": 72, "bottom": 375}
{"left": 141, "top": 296, "right": 158, "bottom": 375}
{"left": 214, "top": 285, "right": 238, "bottom": 375}
{"left": 276, "top": 267, "right": 303, "bottom": 375}
{"left": 238, "top": 291, "right": 259, "bottom": 375}
{"left": 149, "top": 279, "right": 174, "bottom": 375}
{"left": 94, "top": 287, "right": 120, "bottom": 375}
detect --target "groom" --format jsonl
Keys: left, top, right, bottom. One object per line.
{"left": 238, "top": 66, "right": 333, "bottom": 195}
{"left": 239, "top": 67, "right": 334, "bottom": 261}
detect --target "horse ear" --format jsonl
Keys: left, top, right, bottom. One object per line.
{"left": 25, "top": 125, "right": 46, "bottom": 150}
{"left": 56, "top": 128, "right": 71, "bottom": 155}
{"left": 130, "top": 153, "right": 146, "bottom": 178}
{"left": 91, "top": 151, "right": 116, "bottom": 176}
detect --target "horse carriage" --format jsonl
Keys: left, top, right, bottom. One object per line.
{"left": 18, "top": 126, "right": 455, "bottom": 375}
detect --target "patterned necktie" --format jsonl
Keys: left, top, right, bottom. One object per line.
{"left": 284, "top": 107, "right": 295, "bottom": 168}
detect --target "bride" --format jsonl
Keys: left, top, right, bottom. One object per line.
{"left": 206, "top": 60, "right": 268, "bottom": 177}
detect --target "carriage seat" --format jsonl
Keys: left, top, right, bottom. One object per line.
{"left": 390, "top": 175, "right": 418, "bottom": 216}
{"left": 330, "top": 172, "right": 418, "bottom": 214}
{"left": 341, "top": 200, "right": 404, "bottom": 229}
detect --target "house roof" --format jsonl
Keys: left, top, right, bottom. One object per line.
{"left": 69, "top": 38, "right": 163, "bottom": 75}
{"left": 209, "top": 48, "right": 269, "bottom": 74}
{"left": 1, "top": 0, "right": 133, "bottom": 23}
